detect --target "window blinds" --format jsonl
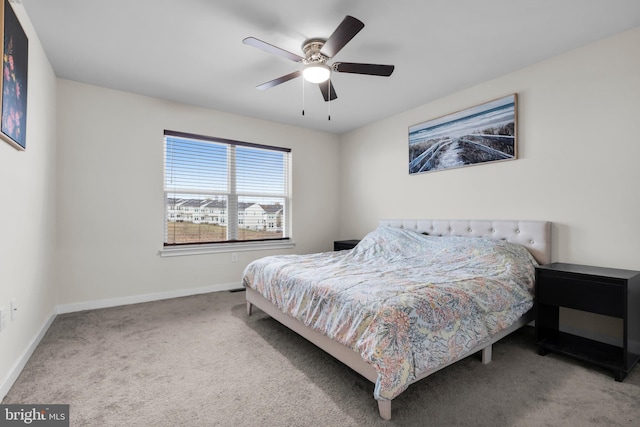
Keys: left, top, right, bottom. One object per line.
{"left": 163, "top": 130, "right": 291, "bottom": 245}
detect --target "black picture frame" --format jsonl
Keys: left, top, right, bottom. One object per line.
{"left": 0, "top": 0, "right": 28, "bottom": 151}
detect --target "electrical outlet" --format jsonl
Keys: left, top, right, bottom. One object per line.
{"left": 231, "top": 253, "right": 238, "bottom": 263}
{"left": 10, "top": 299, "right": 17, "bottom": 321}
{"left": 0, "top": 306, "right": 6, "bottom": 332}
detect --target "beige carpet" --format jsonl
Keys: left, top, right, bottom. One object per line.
{"left": 3, "top": 291, "right": 640, "bottom": 426}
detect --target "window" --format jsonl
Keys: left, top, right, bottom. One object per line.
{"left": 163, "top": 130, "right": 291, "bottom": 247}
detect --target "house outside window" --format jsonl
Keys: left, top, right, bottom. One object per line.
{"left": 163, "top": 130, "right": 291, "bottom": 246}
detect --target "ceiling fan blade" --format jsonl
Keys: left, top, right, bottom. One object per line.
{"left": 256, "top": 71, "right": 302, "bottom": 90}
{"left": 243, "top": 37, "right": 304, "bottom": 63}
{"left": 333, "top": 62, "right": 395, "bottom": 76}
{"left": 320, "top": 16, "right": 364, "bottom": 58}
{"left": 318, "top": 80, "right": 337, "bottom": 102}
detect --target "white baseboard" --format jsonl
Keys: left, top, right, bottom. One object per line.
{"left": 56, "top": 282, "right": 243, "bottom": 314}
{"left": 1, "top": 282, "right": 243, "bottom": 400}
{"left": 0, "top": 309, "right": 57, "bottom": 400}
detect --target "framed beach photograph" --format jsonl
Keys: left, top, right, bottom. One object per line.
{"left": 0, "top": 0, "right": 28, "bottom": 151}
{"left": 408, "top": 94, "right": 517, "bottom": 174}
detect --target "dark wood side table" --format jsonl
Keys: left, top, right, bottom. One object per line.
{"left": 333, "top": 240, "right": 360, "bottom": 251}
{"left": 535, "top": 262, "right": 640, "bottom": 381}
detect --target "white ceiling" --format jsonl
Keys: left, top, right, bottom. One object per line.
{"left": 20, "top": 0, "right": 640, "bottom": 134}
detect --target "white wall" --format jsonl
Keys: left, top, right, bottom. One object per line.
{"left": 56, "top": 80, "right": 341, "bottom": 308}
{"left": 339, "top": 27, "right": 640, "bottom": 272}
{"left": 0, "top": 5, "right": 58, "bottom": 397}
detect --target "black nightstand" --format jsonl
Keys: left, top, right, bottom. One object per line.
{"left": 333, "top": 240, "right": 360, "bottom": 251}
{"left": 535, "top": 262, "right": 640, "bottom": 381}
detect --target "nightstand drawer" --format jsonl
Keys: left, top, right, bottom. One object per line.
{"left": 537, "top": 274, "right": 624, "bottom": 317}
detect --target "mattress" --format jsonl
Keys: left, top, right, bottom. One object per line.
{"left": 242, "top": 226, "right": 538, "bottom": 400}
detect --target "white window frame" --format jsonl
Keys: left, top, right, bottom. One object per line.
{"left": 160, "top": 130, "right": 294, "bottom": 257}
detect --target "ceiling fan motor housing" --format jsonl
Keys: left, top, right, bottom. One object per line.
{"left": 302, "top": 38, "right": 328, "bottom": 64}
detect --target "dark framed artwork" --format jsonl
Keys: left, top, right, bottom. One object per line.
{"left": 0, "top": 0, "right": 28, "bottom": 150}
{"left": 409, "top": 94, "right": 517, "bottom": 174}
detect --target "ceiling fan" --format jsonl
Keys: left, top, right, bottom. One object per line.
{"left": 243, "top": 15, "right": 395, "bottom": 103}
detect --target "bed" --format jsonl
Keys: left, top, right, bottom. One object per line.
{"left": 244, "top": 219, "right": 551, "bottom": 420}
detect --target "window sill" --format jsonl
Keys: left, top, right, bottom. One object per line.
{"left": 158, "top": 240, "right": 295, "bottom": 257}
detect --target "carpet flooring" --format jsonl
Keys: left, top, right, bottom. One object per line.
{"left": 3, "top": 291, "right": 640, "bottom": 426}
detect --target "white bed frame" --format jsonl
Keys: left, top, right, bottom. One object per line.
{"left": 246, "top": 219, "right": 551, "bottom": 420}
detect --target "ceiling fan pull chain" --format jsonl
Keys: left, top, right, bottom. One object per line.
{"left": 302, "top": 79, "right": 305, "bottom": 116}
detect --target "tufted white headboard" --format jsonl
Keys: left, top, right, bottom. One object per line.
{"left": 379, "top": 219, "right": 551, "bottom": 265}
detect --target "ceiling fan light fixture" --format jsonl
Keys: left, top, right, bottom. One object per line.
{"left": 303, "top": 63, "right": 331, "bottom": 83}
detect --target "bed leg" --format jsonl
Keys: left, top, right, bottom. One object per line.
{"left": 247, "top": 301, "right": 253, "bottom": 316}
{"left": 377, "top": 400, "right": 391, "bottom": 420}
{"left": 482, "top": 345, "right": 492, "bottom": 364}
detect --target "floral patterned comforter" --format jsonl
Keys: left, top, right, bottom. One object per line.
{"left": 243, "top": 226, "right": 537, "bottom": 400}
